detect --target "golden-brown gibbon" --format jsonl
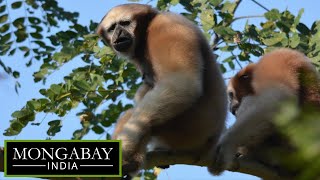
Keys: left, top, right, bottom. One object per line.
{"left": 208, "top": 48, "right": 320, "bottom": 179}
{"left": 97, "top": 4, "right": 227, "bottom": 177}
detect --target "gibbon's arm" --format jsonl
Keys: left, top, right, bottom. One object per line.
{"left": 113, "top": 83, "right": 152, "bottom": 140}
{"left": 134, "top": 83, "right": 152, "bottom": 104}
{"left": 210, "top": 87, "right": 296, "bottom": 175}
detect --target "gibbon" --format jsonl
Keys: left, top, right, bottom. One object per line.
{"left": 97, "top": 4, "right": 227, "bottom": 176}
{"left": 209, "top": 48, "right": 320, "bottom": 178}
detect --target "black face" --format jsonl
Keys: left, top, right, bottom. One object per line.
{"left": 228, "top": 91, "right": 239, "bottom": 115}
{"left": 107, "top": 21, "right": 133, "bottom": 52}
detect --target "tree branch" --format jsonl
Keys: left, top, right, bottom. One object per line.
{"left": 0, "top": 146, "right": 283, "bottom": 180}
{"left": 231, "top": 15, "right": 264, "bottom": 23}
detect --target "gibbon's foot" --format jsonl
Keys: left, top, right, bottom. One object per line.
{"left": 208, "top": 142, "right": 240, "bottom": 175}
{"left": 122, "top": 157, "right": 142, "bottom": 178}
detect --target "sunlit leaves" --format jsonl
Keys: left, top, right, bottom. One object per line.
{"left": 264, "top": 9, "right": 281, "bottom": 21}
{"left": 210, "top": 0, "right": 223, "bottom": 7}
{"left": 0, "top": 23, "right": 9, "bottom": 33}
{"left": 293, "top": 8, "right": 304, "bottom": 29}
{"left": 0, "top": 14, "right": 8, "bottom": 23}
{"left": 14, "top": 28, "right": 28, "bottom": 42}
{"left": 4, "top": 108, "right": 36, "bottom": 136}
{"left": 200, "top": 8, "right": 215, "bottom": 32}
{"left": 289, "top": 32, "right": 300, "bottom": 48}
{"left": 262, "top": 32, "right": 287, "bottom": 46}
{"left": 221, "top": 1, "right": 236, "bottom": 13}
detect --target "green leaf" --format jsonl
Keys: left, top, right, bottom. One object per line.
{"left": 12, "top": 109, "right": 33, "bottom": 119}
{"left": 220, "top": 45, "right": 237, "bottom": 52}
{"left": 290, "top": 33, "right": 300, "bottom": 48}
{"left": 262, "top": 33, "right": 287, "bottom": 46}
{"left": 13, "top": 17, "right": 25, "bottom": 29}
{"left": 47, "top": 120, "right": 62, "bottom": 136}
{"left": 297, "top": 23, "right": 310, "bottom": 35}
{"left": 200, "top": 9, "right": 215, "bottom": 32}
{"left": 50, "top": 84, "right": 62, "bottom": 94}
{"left": 92, "top": 125, "right": 105, "bottom": 134}
{"left": 0, "top": 33, "right": 11, "bottom": 44}
{"left": 0, "top": 5, "right": 6, "bottom": 13}
{"left": 0, "top": 14, "right": 8, "bottom": 23}
{"left": 223, "top": 56, "right": 236, "bottom": 69}
{"left": 13, "top": 71, "right": 20, "bottom": 78}
{"left": 214, "top": 26, "right": 237, "bottom": 36}
{"left": 18, "top": 46, "right": 30, "bottom": 52}
{"left": 221, "top": 1, "right": 236, "bottom": 13}
{"left": 11, "top": 1, "right": 22, "bottom": 9}
{"left": 170, "top": 0, "right": 179, "bottom": 6}
{"left": 14, "top": 29, "right": 28, "bottom": 42}
{"left": 264, "top": 9, "right": 281, "bottom": 21}
{"left": 31, "top": 25, "right": 43, "bottom": 32}
{"left": 26, "top": 100, "right": 41, "bottom": 111}
{"left": 293, "top": 8, "right": 304, "bottom": 28}
{"left": 0, "top": 23, "right": 10, "bottom": 33}
{"left": 30, "top": 32, "right": 43, "bottom": 39}
{"left": 4, "top": 120, "right": 23, "bottom": 136}
{"left": 28, "top": 17, "right": 41, "bottom": 24}
{"left": 73, "top": 80, "right": 92, "bottom": 91}
{"left": 210, "top": 0, "right": 223, "bottom": 6}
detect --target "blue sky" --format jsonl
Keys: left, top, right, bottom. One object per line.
{"left": 0, "top": 0, "right": 319, "bottom": 179}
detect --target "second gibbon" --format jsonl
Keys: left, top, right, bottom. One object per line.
{"left": 209, "top": 48, "right": 320, "bottom": 178}
{"left": 97, "top": 4, "right": 227, "bottom": 177}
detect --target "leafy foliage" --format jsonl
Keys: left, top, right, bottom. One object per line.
{"left": 1, "top": 0, "right": 320, "bottom": 178}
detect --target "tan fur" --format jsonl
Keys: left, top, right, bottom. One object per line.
{"left": 209, "top": 48, "right": 320, "bottom": 178}
{"left": 97, "top": 4, "right": 227, "bottom": 176}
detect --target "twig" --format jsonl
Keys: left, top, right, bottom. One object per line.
{"left": 211, "top": 0, "right": 243, "bottom": 50}
{"left": 232, "top": 15, "right": 265, "bottom": 23}
{"left": 231, "top": 51, "right": 242, "bottom": 69}
{"left": 251, "top": 0, "right": 270, "bottom": 12}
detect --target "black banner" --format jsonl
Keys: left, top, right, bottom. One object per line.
{"left": 5, "top": 140, "right": 121, "bottom": 177}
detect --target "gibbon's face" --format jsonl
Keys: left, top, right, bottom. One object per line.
{"left": 227, "top": 63, "right": 256, "bottom": 115}
{"left": 97, "top": 4, "right": 156, "bottom": 58}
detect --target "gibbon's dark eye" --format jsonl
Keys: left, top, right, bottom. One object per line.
{"left": 108, "top": 23, "right": 116, "bottom": 32}
{"left": 120, "top": 20, "right": 131, "bottom": 26}
{"left": 240, "top": 74, "right": 249, "bottom": 80}
{"left": 228, "top": 91, "right": 234, "bottom": 100}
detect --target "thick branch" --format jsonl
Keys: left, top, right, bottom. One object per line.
{"left": 0, "top": 147, "right": 281, "bottom": 180}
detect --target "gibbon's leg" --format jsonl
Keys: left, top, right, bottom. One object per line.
{"left": 117, "top": 72, "right": 202, "bottom": 173}
{"left": 209, "top": 87, "right": 296, "bottom": 175}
